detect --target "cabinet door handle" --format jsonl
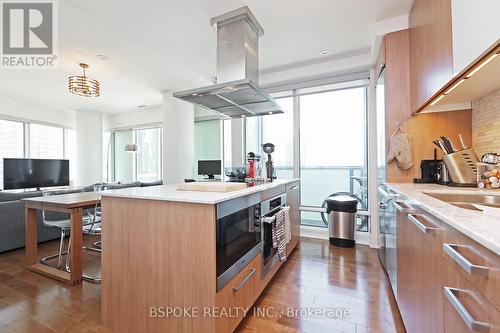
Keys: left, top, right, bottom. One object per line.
{"left": 407, "top": 214, "right": 437, "bottom": 234}
{"left": 443, "top": 244, "right": 489, "bottom": 277}
{"left": 392, "top": 201, "right": 415, "bottom": 214}
{"left": 289, "top": 185, "right": 298, "bottom": 191}
{"left": 444, "top": 287, "right": 490, "bottom": 333}
{"left": 232, "top": 268, "right": 256, "bottom": 293}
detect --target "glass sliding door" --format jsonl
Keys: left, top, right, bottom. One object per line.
{"left": 299, "top": 87, "right": 368, "bottom": 229}
{"left": 111, "top": 127, "right": 163, "bottom": 183}
{"left": 136, "top": 128, "right": 162, "bottom": 182}
{"left": 113, "top": 130, "right": 135, "bottom": 183}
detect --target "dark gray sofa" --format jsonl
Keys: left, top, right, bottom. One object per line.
{"left": 0, "top": 180, "right": 163, "bottom": 253}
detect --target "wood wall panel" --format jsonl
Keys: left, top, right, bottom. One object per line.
{"left": 384, "top": 30, "right": 472, "bottom": 183}
{"left": 409, "top": 0, "right": 454, "bottom": 113}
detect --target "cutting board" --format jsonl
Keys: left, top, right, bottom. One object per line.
{"left": 176, "top": 182, "right": 247, "bottom": 192}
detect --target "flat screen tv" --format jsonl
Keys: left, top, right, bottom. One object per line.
{"left": 3, "top": 158, "right": 70, "bottom": 190}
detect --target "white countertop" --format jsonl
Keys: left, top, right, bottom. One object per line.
{"left": 387, "top": 183, "right": 500, "bottom": 256}
{"left": 101, "top": 179, "right": 299, "bottom": 205}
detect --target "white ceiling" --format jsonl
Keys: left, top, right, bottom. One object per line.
{"left": 0, "top": 0, "right": 413, "bottom": 114}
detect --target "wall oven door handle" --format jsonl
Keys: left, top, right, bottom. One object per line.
{"left": 232, "top": 268, "right": 256, "bottom": 293}
{"left": 443, "top": 244, "right": 489, "bottom": 276}
{"left": 444, "top": 287, "right": 490, "bottom": 333}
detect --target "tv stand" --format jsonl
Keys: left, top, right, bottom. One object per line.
{"left": 205, "top": 175, "right": 215, "bottom": 180}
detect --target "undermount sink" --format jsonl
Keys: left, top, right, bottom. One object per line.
{"left": 424, "top": 192, "right": 500, "bottom": 211}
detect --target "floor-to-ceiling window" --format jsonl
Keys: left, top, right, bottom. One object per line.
{"left": 29, "top": 123, "right": 64, "bottom": 159}
{"left": 109, "top": 126, "right": 163, "bottom": 183}
{"left": 0, "top": 118, "right": 76, "bottom": 189}
{"left": 241, "top": 80, "right": 369, "bottom": 232}
{"left": 0, "top": 119, "right": 24, "bottom": 189}
{"left": 262, "top": 97, "right": 294, "bottom": 179}
{"left": 299, "top": 87, "right": 368, "bottom": 229}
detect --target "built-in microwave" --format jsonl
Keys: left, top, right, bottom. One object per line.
{"left": 216, "top": 193, "right": 261, "bottom": 291}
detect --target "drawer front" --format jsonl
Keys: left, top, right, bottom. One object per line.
{"left": 444, "top": 227, "right": 500, "bottom": 311}
{"left": 260, "top": 185, "right": 286, "bottom": 201}
{"left": 443, "top": 264, "right": 500, "bottom": 333}
{"left": 215, "top": 254, "right": 261, "bottom": 333}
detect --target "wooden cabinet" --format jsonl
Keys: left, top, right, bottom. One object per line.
{"left": 396, "top": 204, "right": 445, "bottom": 333}
{"left": 444, "top": 227, "right": 500, "bottom": 311}
{"left": 286, "top": 181, "right": 300, "bottom": 256}
{"left": 215, "top": 254, "right": 262, "bottom": 333}
{"left": 395, "top": 195, "right": 500, "bottom": 333}
{"left": 409, "top": 0, "right": 454, "bottom": 113}
{"left": 443, "top": 264, "right": 500, "bottom": 333}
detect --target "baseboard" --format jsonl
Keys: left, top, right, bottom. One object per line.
{"left": 300, "top": 225, "right": 370, "bottom": 246}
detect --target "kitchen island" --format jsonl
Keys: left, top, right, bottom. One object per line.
{"left": 100, "top": 179, "right": 300, "bottom": 333}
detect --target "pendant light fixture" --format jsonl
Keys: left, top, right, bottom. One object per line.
{"left": 68, "top": 63, "right": 100, "bottom": 97}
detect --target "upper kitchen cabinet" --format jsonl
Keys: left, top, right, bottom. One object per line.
{"left": 409, "top": 0, "right": 500, "bottom": 114}
{"left": 409, "top": 0, "right": 454, "bottom": 114}
{"left": 419, "top": 40, "right": 500, "bottom": 113}
{"left": 451, "top": 0, "right": 500, "bottom": 75}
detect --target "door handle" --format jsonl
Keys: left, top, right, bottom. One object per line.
{"left": 232, "top": 268, "right": 256, "bottom": 293}
{"left": 289, "top": 185, "right": 299, "bottom": 191}
{"left": 443, "top": 244, "right": 489, "bottom": 276}
{"left": 392, "top": 201, "right": 415, "bottom": 214}
{"left": 444, "top": 287, "right": 490, "bottom": 333}
{"left": 407, "top": 214, "right": 437, "bottom": 234}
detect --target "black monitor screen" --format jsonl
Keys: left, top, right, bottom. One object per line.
{"left": 198, "top": 160, "right": 221, "bottom": 176}
{"left": 3, "top": 158, "right": 70, "bottom": 190}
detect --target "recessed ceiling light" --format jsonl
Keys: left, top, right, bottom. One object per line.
{"left": 319, "top": 49, "right": 330, "bottom": 55}
{"left": 96, "top": 54, "right": 109, "bottom": 61}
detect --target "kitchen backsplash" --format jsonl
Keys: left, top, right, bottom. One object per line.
{"left": 472, "top": 88, "right": 500, "bottom": 157}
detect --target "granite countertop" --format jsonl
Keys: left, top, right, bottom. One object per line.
{"left": 387, "top": 183, "right": 500, "bottom": 256}
{"left": 101, "top": 179, "right": 299, "bottom": 205}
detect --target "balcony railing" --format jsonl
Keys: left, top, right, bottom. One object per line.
{"left": 275, "top": 166, "right": 368, "bottom": 231}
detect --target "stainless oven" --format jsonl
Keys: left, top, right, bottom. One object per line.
{"left": 261, "top": 193, "right": 287, "bottom": 278}
{"left": 216, "top": 193, "right": 261, "bottom": 291}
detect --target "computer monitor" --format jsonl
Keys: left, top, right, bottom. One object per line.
{"left": 198, "top": 160, "right": 221, "bottom": 179}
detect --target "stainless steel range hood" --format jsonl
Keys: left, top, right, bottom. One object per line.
{"left": 173, "top": 6, "right": 284, "bottom": 118}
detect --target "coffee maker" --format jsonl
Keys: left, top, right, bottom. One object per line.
{"left": 261, "top": 143, "right": 275, "bottom": 181}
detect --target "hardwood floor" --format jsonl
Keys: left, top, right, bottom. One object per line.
{"left": 0, "top": 237, "right": 404, "bottom": 333}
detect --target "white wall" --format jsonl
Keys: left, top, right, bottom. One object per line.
{"left": 102, "top": 106, "right": 163, "bottom": 130}
{"left": 0, "top": 93, "right": 75, "bottom": 128}
{"left": 163, "top": 92, "right": 194, "bottom": 184}
{"left": 452, "top": 0, "right": 500, "bottom": 74}
{"left": 75, "top": 110, "right": 103, "bottom": 186}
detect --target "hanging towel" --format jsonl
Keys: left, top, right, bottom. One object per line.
{"left": 271, "top": 209, "right": 288, "bottom": 262}
{"left": 387, "top": 127, "right": 414, "bottom": 170}
{"left": 283, "top": 206, "right": 292, "bottom": 242}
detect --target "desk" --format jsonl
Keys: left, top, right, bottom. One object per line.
{"left": 22, "top": 192, "right": 99, "bottom": 285}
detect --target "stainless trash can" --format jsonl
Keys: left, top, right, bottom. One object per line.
{"left": 326, "top": 195, "right": 358, "bottom": 247}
